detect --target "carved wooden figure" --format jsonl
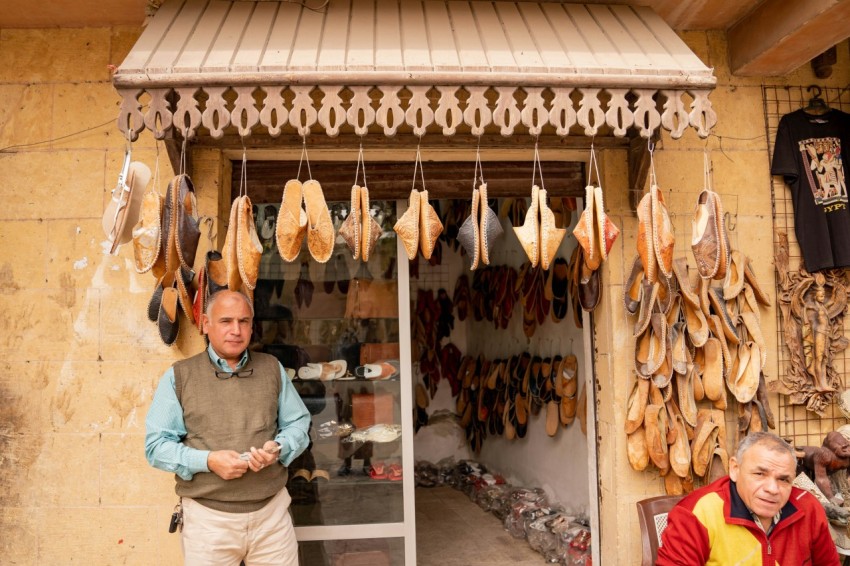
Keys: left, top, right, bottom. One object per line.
{"left": 799, "top": 431, "right": 850, "bottom": 502}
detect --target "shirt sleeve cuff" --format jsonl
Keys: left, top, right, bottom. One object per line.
{"left": 188, "top": 449, "right": 211, "bottom": 474}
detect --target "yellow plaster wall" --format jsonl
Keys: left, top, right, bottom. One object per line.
{"left": 0, "top": 26, "right": 225, "bottom": 565}
{"left": 595, "top": 32, "right": 850, "bottom": 564}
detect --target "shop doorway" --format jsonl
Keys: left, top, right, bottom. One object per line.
{"left": 230, "top": 155, "right": 598, "bottom": 565}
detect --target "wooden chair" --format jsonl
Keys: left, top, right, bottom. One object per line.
{"left": 636, "top": 495, "right": 683, "bottom": 566}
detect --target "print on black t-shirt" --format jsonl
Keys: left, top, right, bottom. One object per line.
{"left": 798, "top": 136, "right": 848, "bottom": 212}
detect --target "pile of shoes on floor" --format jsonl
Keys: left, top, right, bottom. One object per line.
{"left": 415, "top": 459, "right": 593, "bottom": 564}
{"left": 625, "top": 186, "right": 774, "bottom": 496}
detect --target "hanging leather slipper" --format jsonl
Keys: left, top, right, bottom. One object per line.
{"left": 479, "top": 183, "right": 504, "bottom": 266}
{"left": 158, "top": 285, "right": 180, "bottom": 346}
{"left": 684, "top": 298, "right": 709, "bottom": 348}
{"left": 237, "top": 195, "right": 262, "bottom": 290}
{"left": 670, "top": 415, "right": 692, "bottom": 478}
{"left": 394, "top": 189, "right": 420, "bottom": 260}
{"left": 161, "top": 175, "right": 182, "bottom": 275}
{"left": 457, "top": 186, "right": 481, "bottom": 270}
{"left": 623, "top": 256, "right": 644, "bottom": 317}
{"left": 573, "top": 185, "right": 598, "bottom": 270}
{"left": 651, "top": 185, "right": 675, "bottom": 279}
{"left": 577, "top": 260, "right": 600, "bottom": 312}
{"left": 672, "top": 258, "right": 699, "bottom": 308}
{"left": 205, "top": 250, "right": 228, "bottom": 297}
{"left": 677, "top": 365, "right": 698, "bottom": 428}
{"left": 303, "top": 179, "right": 334, "bottom": 263}
{"left": 148, "top": 270, "right": 175, "bottom": 322}
{"left": 637, "top": 191, "right": 656, "bottom": 282}
{"left": 104, "top": 161, "right": 151, "bottom": 253}
{"left": 545, "top": 400, "right": 559, "bottom": 437}
{"left": 744, "top": 261, "right": 771, "bottom": 306}
{"left": 708, "top": 287, "right": 740, "bottom": 345}
{"left": 594, "top": 185, "right": 619, "bottom": 261}
{"left": 360, "top": 185, "right": 382, "bottom": 262}
{"left": 560, "top": 354, "right": 578, "bottom": 425}
{"left": 645, "top": 313, "right": 668, "bottom": 376}
{"left": 713, "top": 192, "right": 730, "bottom": 280}
{"left": 173, "top": 174, "right": 202, "bottom": 271}
{"left": 644, "top": 403, "right": 670, "bottom": 471}
{"left": 625, "top": 377, "right": 649, "bottom": 434}
{"left": 276, "top": 179, "right": 307, "bottom": 262}
{"left": 722, "top": 250, "right": 747, "bottom": 300}
{"left": 222, "top": 197, "right": 243, "bottom": 291}
{"left": 132, "top": 171, "right": 163, "bottom": 274}
{"left": 702, "top": 337, "right": 724, "bottom": 402}
{"left": 690, "top": 415, "right": 719, "bottom": 477}
{"left": 727, "top": 342, "right": 759, "bottom": 403}
{"left": 514, "top": 185, "right": 540, "bottom": 268}
{"left": 418, "top": 190, "right": 443, "bottom": 261}
{"left": 627, "top": 426, "right": 650, "bottom": 471}
{"left": 175, "top": 266, "right": 196, "bottom": 326}
{"left": 539, "top": 187, "right": 566, "bottom": 271}
{"left": 691, "top": 190, "right": 721, "bottom": 279}
{"left": 339, "top": 185, "right": 362, "bottom": 260}
{"left": 550, "top": 257, "right": 569, "bottom": 322}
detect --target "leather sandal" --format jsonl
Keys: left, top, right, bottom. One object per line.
{"left": 394, "top": 189, "right": 420, "bottom": 260}
{"left": 457, "top": 186, "right": 481, "bottom": 269}
{"left": 173, "top": 174, "right": 201, "bottom": 271}
{"left": 276, "top": 179, "right": 308, "bottom": 262}
{"left": 514, "top": 185, "right": 540, "bottom": 268}
{"left": 303, "top": 179, "right": 334, "bottom": 263}
{"left": 236, "top": 195, "right": 262, "bottom": 290}
{"left": 538, "top": 187, "right": 566, "bottom": 271}
{"left": 338, "top": 185, "right": 362, "bottom": 259}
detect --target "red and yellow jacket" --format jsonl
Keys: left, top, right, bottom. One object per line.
{"left": 656, "top": 476, "right": 839, "bottom": 566}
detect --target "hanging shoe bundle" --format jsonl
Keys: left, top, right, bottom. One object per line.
{"left": 222, "top": 150, "right": 263, "bottom": 302}
{"left": 275, "top": 139, "right": 334, "bottom": 264}
{"left": 513, "top": 142, "right": 566, "bottom": 271}
{"left": 458, "top": 145, "right": 503, "bottom": 270}
{"left": 393, "top": 145, "right": 444, "bottom": 260}
{"left": 146, "top": 168, "right": 202, "bottom": 346}
{"left": 339, "top": 144, "right": 382, "bottom": 261}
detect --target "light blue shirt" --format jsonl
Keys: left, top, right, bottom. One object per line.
{"left": 145, "top": 345, "right": 311, "bottom": 480}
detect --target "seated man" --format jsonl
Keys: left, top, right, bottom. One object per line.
{"left": 657, "top": 431, "right": 839, "bottom": 565}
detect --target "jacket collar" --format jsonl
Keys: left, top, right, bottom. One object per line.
{"left": 728, "top": 479, "right": 798, "bottom": 527}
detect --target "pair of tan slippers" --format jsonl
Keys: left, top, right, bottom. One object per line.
{"left": 338, "top": 185, "right": 381, "bottom": 261}
{"left": 514, "top": 185, "right": 566, "bottom": 270}
{"left": 276, "top": 179, "right": 334, "bottom": 264}
{"left": 222, "top": 194, "right": 263, "bottom": 301}
{"left": 573, "top": 184, "right": 620, "bottom": 271}
{"left": 393, "top": 189, "right": 444, "bottom": 260}
{"left": 457, "top": 183, "right": 504, "bottom": 270}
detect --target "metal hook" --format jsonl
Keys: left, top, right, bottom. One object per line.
{"left": 724, "top": 210, "right": 737, "bottom": 232}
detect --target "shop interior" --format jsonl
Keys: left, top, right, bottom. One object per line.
{"left": 238, "top": 156, "right": 595, "bottom": 564}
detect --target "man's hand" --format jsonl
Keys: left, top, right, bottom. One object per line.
{"left": 207, "top": 450, "right": 250, "bottom": 480}
{"left": 246, "top": 441, "right": 281, "bottom": 473}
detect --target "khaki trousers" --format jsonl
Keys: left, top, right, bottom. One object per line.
{"left": 181, "top": 488, "right": 299, "bottom": 566}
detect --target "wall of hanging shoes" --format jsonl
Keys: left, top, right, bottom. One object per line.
{"left": 623, "top": 161, "right": 782, "bottom": 496}
{"left": 764, "top": 84, "right": 850, "bottom": 447}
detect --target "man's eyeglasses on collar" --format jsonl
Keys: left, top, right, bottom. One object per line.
{"left": 214, "top": 368, "right": 254, "bottom": 380}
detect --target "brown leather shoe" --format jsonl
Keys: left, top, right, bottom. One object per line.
{"left": 276, "top": 179, "right": 307, "bottom": 262}
{"left": 691, "top": 190, "right": 720, "bottom": 279}
{"left": 577, "top": 259, "right": 600, "bottom": 312}
{"left": 651, "top": 185, "right": 674, "bottom": 279}
{"left": 339, "top": 185, "right": 362, "bottom": 259}
{"left": 237, "top": 195, "right": 263, "bottom": 290}
{"left": 573, "top": 185, "right": 598, "bottom": 270}
{"left": 174, "top": 174, "right": 201, "bottom": 271}
{"left": 394, "top": 189, "right": 421, "bottom": 260}
{"left": 303, "top": 179, "right": 334, "bottom": 263}
{"left": 623, "top": 255, "right": 644, "bottom": 316}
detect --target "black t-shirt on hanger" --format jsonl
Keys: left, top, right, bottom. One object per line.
{"left": 771, "top": 108, "right": 850, "bottom": 272}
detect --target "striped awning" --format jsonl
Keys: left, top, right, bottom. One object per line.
{"left": 113, "top": 0, "right": 717, "bottom": 141}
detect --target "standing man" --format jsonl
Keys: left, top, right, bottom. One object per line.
{"left": 657, "top": 431, "right": 839, "bottom": 565}
{"left": 146, "top": 290, "right": 311, "bottom": 565}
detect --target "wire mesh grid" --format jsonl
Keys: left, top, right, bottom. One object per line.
{"left": 762, "top": 84, "right": 850, "bottom": 447}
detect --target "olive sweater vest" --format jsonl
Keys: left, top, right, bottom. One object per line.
{"left": 174, "top": 351, "right": 287, "bottom": 512}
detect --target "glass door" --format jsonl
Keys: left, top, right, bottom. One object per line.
{"left": 249, "top": 197, "right": 415, "bottom": 565}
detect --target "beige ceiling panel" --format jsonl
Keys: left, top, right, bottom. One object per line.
{"left": 172, "top": 1, "right": 231, "bottom": 74}
{"left": 346, "top": 0, "right": 376, "bottom": 70}
{"left": 231, "top": 2, "right": 279, "bottom": 71}
{"left": 203, "top": 1, "right": 254, "bottom": 72}
{"left": 260, "top": 2, "right": 301, "bottom": 72}
{"left": 470, "top": 1, "right": 516, "bottom": 72}
{"left": 374, "top": 0, "right": 404, "bottom": 69}
{"left": 423, "top": 1, "right": 461, "bottom": 71}
{"left": 446, "top": 1, "right": 490, "bottom": 71}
